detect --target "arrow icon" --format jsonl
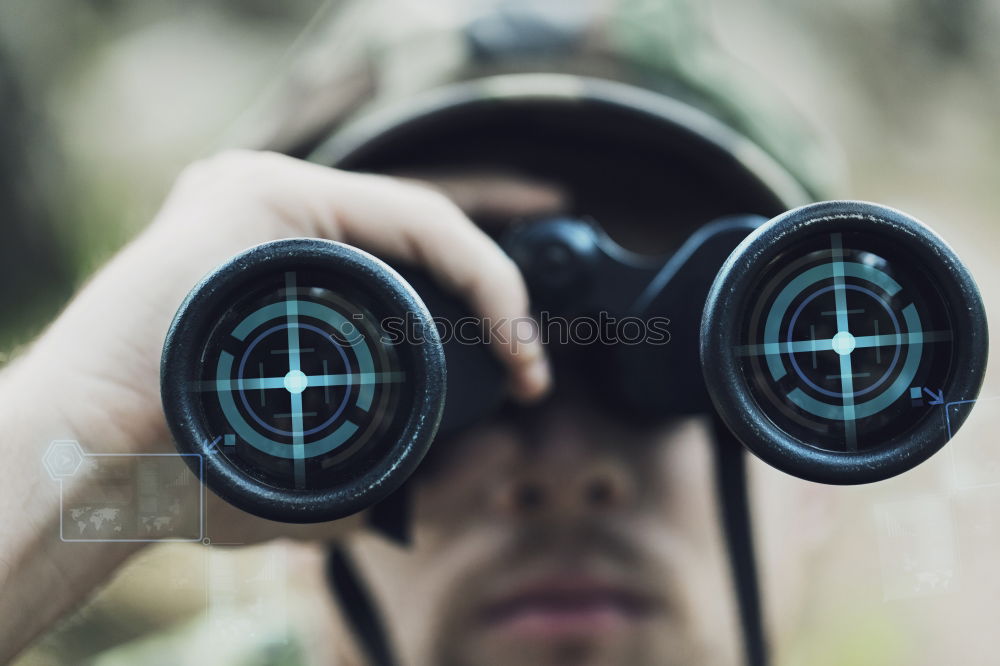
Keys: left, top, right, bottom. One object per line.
{"left": 923, "top": 388, "right": 945, "bottom": 405}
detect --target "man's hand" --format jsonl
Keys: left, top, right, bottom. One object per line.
{"left": 47, "top": 151, "right": 557, "bottom": 451}
{"left": 0, "top": 151, "right": 561, "bottom": 659}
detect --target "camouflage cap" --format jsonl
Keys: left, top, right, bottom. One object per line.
{"left": 227, "top": 0, "right": 840, "bottom": 199}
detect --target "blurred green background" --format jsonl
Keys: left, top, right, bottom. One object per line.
{"left": 2, "top": 0, "right": 1000, "bottom": 664}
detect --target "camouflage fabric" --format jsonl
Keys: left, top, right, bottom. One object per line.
{"left": 231, "top": 0, "right": 840, "bottom": 198}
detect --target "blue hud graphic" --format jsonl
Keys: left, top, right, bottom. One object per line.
{"left": 192, "top": 271, "right": 407, "bottom": 491}
{"left": 737, "top": 233, "right": 954, "bottom": 452}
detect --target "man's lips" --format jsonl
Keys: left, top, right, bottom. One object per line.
{"left": 479, "top": 576, "right": 659, "bottom": 640}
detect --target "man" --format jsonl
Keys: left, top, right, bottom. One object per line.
{"left": 0, "top": 1, "right": 836, "bottom": 664}
{"left": 0, "top": 149, "right": 833, "bottom": 665}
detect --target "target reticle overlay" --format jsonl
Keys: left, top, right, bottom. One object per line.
{"left": 192, "top": 268, "right": 412, "bottom": 492}
{"left": 162, "top": 239, "right": 446, "bottom": 522}
{"left": 737, "top": 230, "right": 954, "bottom": 453}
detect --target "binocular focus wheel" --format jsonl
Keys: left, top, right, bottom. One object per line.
{"left": 701, "top": 201, "right": 988, "bottom": 484}
{"left": 161, "top": 239, "right": 446, "bottom": 522}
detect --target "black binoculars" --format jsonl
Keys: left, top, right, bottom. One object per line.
{"left": 161, "top": 199, "right": 987, "bottom": 522}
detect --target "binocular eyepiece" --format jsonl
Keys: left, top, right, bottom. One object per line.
{"left": 161, "top": 200, "right": 988, "bottom": 522}
{"left": 702, "top": 201, "right": 987, "bottom": 484}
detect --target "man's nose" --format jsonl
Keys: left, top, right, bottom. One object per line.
{"left": 492, "top": 417, "right": 638, "bottom": 520}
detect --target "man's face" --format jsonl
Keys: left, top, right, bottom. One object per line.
{"left": 348, "top": 377, "right": 742, "bottom": 666}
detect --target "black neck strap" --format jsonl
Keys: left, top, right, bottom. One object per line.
{"left": 712, "top": 413, "right": 769, "bottom": 666}
{"left": 327, "top": 545, "right": 399, "bottom": 666}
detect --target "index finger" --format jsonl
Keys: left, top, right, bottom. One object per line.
{"left": 275, "top": 157, "right": 552, "bottom": 402}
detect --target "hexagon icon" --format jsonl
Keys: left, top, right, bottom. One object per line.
{"left": 43, "top": 440, "right": 85, "bottom": 480}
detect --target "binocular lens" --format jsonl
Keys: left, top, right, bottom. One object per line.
{"left": 702, "top": 201, "right": 988, "bottom": 484}
{"left": 161, "top": 239, "right": 445, "bottom": 522}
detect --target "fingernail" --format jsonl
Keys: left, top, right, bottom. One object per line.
{"left": 515, "top": 355, "right": 551, "bottom": 402}
{"left": 525, "top": 188, "right": 565, "bottom": 211}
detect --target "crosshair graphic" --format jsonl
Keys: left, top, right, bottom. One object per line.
{"left": 736, "top": 232, "right": 955, "bottom": 452}
{"left": 191, "top": 270, "right": 409, "bottom": 491}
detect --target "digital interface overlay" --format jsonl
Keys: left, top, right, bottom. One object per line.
{"left": 190, "top": 269, "right": 413, "bottom": 492}
{"left": 736, "top": 231, "right": 955, "bottom": 453}
{"left": 43, "top": 440, "right": 203, "bottom": 542}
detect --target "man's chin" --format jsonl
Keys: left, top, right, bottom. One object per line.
{"left": 450, "top": 620, "right": 695, "bottom": 666}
